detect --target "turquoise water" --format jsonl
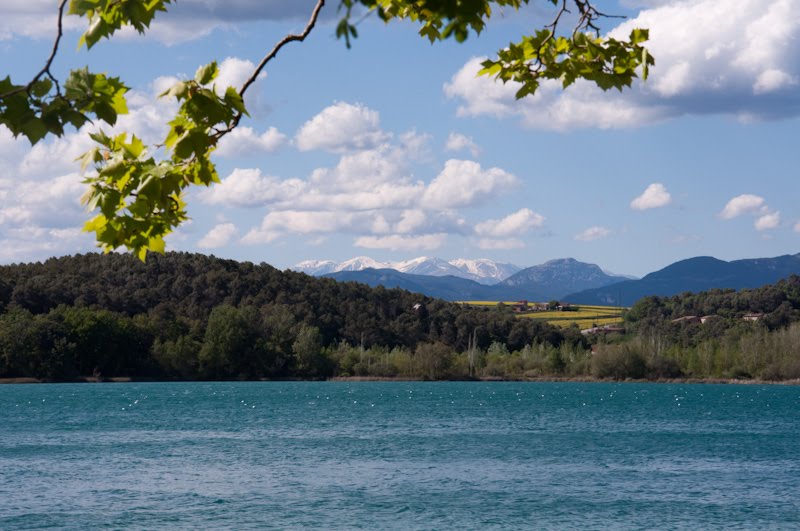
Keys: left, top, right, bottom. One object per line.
{"left": 1, "top": 382, "right": 799, "bottom": 529}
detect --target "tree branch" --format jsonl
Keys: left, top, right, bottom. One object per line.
{"left": 240, "top": 0, "right": 326, "bottom": 98}
{"left": 212, "top": 0, "right": 326, "bottom": 142}
{"left": 0, "top": 0, "right": 68, "bottom": 100}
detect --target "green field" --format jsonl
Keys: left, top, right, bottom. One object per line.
{"left": 458, "top": 301, "right": 625, "bottom": 329}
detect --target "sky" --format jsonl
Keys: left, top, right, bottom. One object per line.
{"left": 1, "top": 0, "right": 799, "bottom": 277}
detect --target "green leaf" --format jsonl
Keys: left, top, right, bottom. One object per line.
{"left": 195, "top": 62, "right": 219, "bottom": 86}
{"left": 20, "top": 118, "right": 48, "bottom": 144}
{"left": 30, "top": 78, "right": 53, "bottom": 98}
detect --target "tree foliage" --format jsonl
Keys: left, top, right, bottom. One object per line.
{"left": 0, "top": 0, "right": 653, "bottom": 258}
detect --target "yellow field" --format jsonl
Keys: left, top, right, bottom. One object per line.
{"left": 458, "top": 301, "right": 625, "bottom": 329}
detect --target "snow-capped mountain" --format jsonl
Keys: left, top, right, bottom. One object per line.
{"left": 335, "top": 256, "right": 392, "bottom": 272}
{"left": 394, "top": 257, "right": 466, "bottom": 278}
{"left": 293, "top": 256, "right": 521, "bottom": 284}
{"left": 450, "top": 259, "right": 522, "bottom": 285}
{"left": 292, "top": 260, "right": 338, "bottom": 276}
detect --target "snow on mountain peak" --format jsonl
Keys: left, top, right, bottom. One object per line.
{"left": 293, "top": 256, "right": 521, "bottom": 284}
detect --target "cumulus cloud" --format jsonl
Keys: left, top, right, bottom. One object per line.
{"left": 215, "top": 127, "right": 287, "bottom": 157}
{"left": 444, "top": 0, "right": 800, "bottom": 129}
{"left": 575, "top": 226, "right": 611, "bottom": 241}
{"left": 755, "top": 211, "right": 781, "bottom": 231}
{"left": 719, "top": 193, "right": 782, "bottom": 231}
{"left": 719, "top": 194, "right": 766, "bottom": 219}
{"left": 295, "top": 102, "right": 389, "bottom": 153}
{"left": 445, "top": 132, "right": 481, "bottom": 158}
{"left": 422, "top": 160, "right": 518, "bottom": 209}
{"left": 631, "top": 183, "right": 672, "bottom": 210}
{"left": 474, "top": 208, "right": 545, "bottom": 237}
{"left": 198, "top": 169, "right": 304, "bottom": 208}
{"left": 354, "top": 234, "right": 447, "bottom": 251}
{"left": 198, "top": 223, "right": 238, "bottom": 248}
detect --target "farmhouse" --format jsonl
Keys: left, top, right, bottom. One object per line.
{"left": 511, "top": 300, "right": 529, "bottom": 313}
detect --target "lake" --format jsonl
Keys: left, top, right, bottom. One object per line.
{"left": 1, "top": 381, "right": 799, "bottom": 529}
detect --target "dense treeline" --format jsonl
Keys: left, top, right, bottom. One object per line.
{"left": 0, "top": 253, "right": 583, "bottom": 380}
{"left": 597, "top": 276, "right": 800, "bottom": 380}
{"left": 1, "top": 253, "right": 798, "bottom": 382}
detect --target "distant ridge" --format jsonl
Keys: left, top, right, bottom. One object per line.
{"left": 564, "top": 253, "right": 800, "bottom": 306}
{"left": 497, "top": 258, "right": 628, "bottom": 301}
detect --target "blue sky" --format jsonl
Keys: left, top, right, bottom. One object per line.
{"left": 1, "top": 0, "right": 798, "bottom": 277}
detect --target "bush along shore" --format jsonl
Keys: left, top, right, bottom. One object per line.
{"left": 0, "top": 253, "right": 799, "bottom": 383}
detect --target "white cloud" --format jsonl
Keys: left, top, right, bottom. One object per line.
{"left": 199, "top": 168, "right": 304, "bottom": 207}
{"left": 259, "top": 210, "right": 366, "bottom": 235}
{"left": 198, "top": 223, "right": 238, "bottom": 248}
{"left": 445, "top": 132, "right": 481, "bottom": 158}
{"left": 422, "top": 159, "right": 518, "bottom": 209}
{"left": 309, "top": 147, "right": 409, "bottom": 192}
{"left": 719, "top": 194, "right": 766, "bottom": 219}
{"left": 444, "top": 0, "right": 800, "bottom": 129}
{"left": 631, "top": 183, "right": 672, "bottom": 210}
{"left": 794, "top": 221, "right": 800, "bottom": 233}
{"left": 719, "top": 193, "right": 783, "bottom": 231}
{"left": 354, "top": 234, "right": 447, "bottom": 251}
{"left": 575, "top": 226, "right": 611, "bottom": 241}
{"left": 755, "top": 211, "right": 781, "bottom": 231}
{"left": 215, "top": 126, "right": 287, "bottom": 157}
{"left": 0, "top": 227, "right": 92, "bottom": 263}
{"left": 753, "top": 69, "right": 796, "bottom": 95}
{"left": 295, "top": 102, "right": 389, "bottom": 153}
{"left": 477, "top": 238, "right": 525, "bottom": 250}
{"left": 0, "top": 0, "right": 83, "bottom": 40}
{"left": 242, "top": 210, "right": 369, "bottom": 246}
{"left": 395, "top": 210, "right": 428, "bottom": 235}
{"left": 215, "top": 57, "right": 255, "bottom": 91}
{"left": 474, "top": 208, "right": 545, "bottom": 237}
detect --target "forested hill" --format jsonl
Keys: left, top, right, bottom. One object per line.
{"left": 0, "top": 252, "right": 577, "bottom": 380}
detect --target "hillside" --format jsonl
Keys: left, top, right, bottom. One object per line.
{"left": 0, "top": 253, "right": 575, "bottom": 380}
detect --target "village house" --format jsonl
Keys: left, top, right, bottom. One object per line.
{"left": 511, "top": 300, "right": 529, "bottom": 313}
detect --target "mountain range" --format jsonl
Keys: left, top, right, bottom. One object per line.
{"left": 318, "top": 258, "right": 630, "bottom": 301}
{"left": 297, "top": 253, "right": 800, "bottom": 305}
{"left": 564, "top": 253, "right": 800, "bottom": 306}
{"left": 294, "top": 256, "right": 522, "bottom": 285}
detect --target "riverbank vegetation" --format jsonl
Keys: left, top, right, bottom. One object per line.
{"left": 0, "top": 253, "right": 798, "bottom": 382}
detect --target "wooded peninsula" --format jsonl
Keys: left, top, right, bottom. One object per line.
{"left": 1, "top": 253, "right": 798, "bottom": 382}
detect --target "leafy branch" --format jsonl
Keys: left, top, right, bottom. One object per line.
{"left": 1, "top": 0, "right": 652, "bottom": 260}
{"left": 81, "top": 0, "right": 327, "bottom": 259}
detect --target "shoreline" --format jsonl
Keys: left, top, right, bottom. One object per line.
{"left": 2, "top": 376, "right": 799, "bottom": 386}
